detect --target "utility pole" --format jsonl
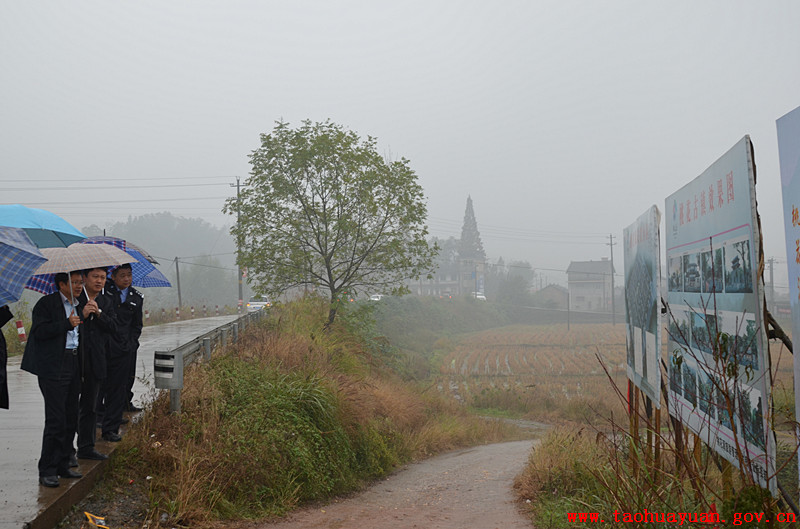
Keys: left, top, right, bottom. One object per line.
{"left": 174, "top": 257, "right": 182, "bottom": 309}
{"left": 230, "top": 177, "right": 248, "bottom": 313}
{"left": 608, "top": 234, "right": 617, "bottom": 325}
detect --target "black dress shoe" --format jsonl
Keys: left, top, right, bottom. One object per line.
{"left": 39, "top": 475, "right": 59, "bottom": 487}
{"left": 77, "top": 449, "right": 108, "bottom": 460}
{"left": 58, "top": 468, "right": 83, "bottom": 479}
{"left": 126, "top": 403, "right": 142, "bottom": 412}
{"left": 68, "top": 453, "right": 79, "bottom": 468}
{"left": 102, "top": 432, "right": 122, "bottom": 442}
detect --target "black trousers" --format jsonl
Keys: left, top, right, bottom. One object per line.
{"left": 99, "top": 356, "right": 127, "bottom": 436}
{"left": 37, "top": 350, "right": 80, "bottom": 477}
{"left": 77, "top": 363, "right": 103, "bottom": 453}
{"left": 125, "top": 348, "right": 137, "bottom": 406}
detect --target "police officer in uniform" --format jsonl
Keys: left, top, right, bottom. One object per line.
{"left": 97, "top": 264, "right": 143, "bottom": 441}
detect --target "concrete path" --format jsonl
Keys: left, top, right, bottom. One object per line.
{"left": 0, "top": 315, "right": 239, "bottom": 529}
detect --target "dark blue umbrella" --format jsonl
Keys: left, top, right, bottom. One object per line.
{"left": 0, "top": 205, "right": 85, "bottom": 248}
{"left": 0, "top": 227, "right": 47, "bottom": 305}
{"left": 82, "top": 236, "right": 171, "bottom": 288}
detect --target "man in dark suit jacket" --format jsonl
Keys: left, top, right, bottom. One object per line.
{"left": 0, "top": 304, "right": 13, "bottom": 410}
{"left": 21, "top": 271, "right": 85, "bottom": 488}
{"left": 74, "top": 267, "right": 116, "bottom": 461}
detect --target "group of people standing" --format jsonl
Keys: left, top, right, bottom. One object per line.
{"left": 19, "top": 264, "right": 143, "bottom": 488}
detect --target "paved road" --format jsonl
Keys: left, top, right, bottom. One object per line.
{"left": 0, "top": 315, "right": 239, "bottom": 529}
{"left": 260, "top": 439, "right": 537, "bottom": 529}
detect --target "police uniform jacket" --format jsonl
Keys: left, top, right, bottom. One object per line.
{"left": 105, "top": 282, "right": 143, "bottom": 360}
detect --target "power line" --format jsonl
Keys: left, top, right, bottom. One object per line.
{"left": 7, "top": 196, "right": 229, "bottom": 206}
{"left": 3, "top": 183, "right": 232, "bottom": 191}
{"left": 0, "top": 175, "right": 240, "bottom": 183}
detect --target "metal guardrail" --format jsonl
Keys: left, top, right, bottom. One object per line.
{"left": 153, "top": 308, "right": 267, "bottom": 412}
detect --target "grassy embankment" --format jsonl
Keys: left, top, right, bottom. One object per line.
{"left": 99, "top": 296, "right": 520, "bottom": 526}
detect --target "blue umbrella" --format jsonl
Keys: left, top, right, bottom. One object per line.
{"left": 0, "top": 204, "right": 85, "bottom": 248}
{"left": 0, "top": 227, "right": 47, "bottom": 306}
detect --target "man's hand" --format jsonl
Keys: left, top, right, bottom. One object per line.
{"left": 82, "top": 300, "right": 99, "bottom": 319}
{"left": 68, "top": 309, "right": 81, "bottom": 328}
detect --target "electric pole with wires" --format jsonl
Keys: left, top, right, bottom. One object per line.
{"left": 230, "top": 177, "right": 248, "bottom": 313}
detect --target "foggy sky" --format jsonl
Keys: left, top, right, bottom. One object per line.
{"left": 2, "top": 1, "right": 799, "bottom": 290}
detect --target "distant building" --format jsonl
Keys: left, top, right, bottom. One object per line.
{"left": 567, "top": 259, "right": 614, "bottom": 312}
{"left": 531, "top": 284, "right": 568, "bottom": 310}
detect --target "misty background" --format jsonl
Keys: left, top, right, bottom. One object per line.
{"left": 2, "top": 1, "right": 799, "bottom": 309}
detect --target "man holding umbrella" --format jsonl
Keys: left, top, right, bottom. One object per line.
{"left": 21, "top": 271, "right": 85, "bottom": 488}
{"left": 74, "top": 267, "right": 116, "bottom": 461}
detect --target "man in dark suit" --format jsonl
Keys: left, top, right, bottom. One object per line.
{"left": 74, "top": 267, "right": 116, "bottom": 461}
{"left": 21, "top": 271, "right": 85, "bottom": 488}
{"left": 0, "top": 304, "right": 12, "bottom": 410}
{"left": 99, "top": 264, "right": 143, "bottom": 442}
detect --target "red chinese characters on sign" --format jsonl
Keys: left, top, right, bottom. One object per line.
{"left": 627, "top": 222, "right": 651, "bottom": 248}
{"left": 726, "top": 172, "right": 735, "bottom": 203}
{"left": 792, "top": 205, "right": 799, "bottom": 227}
{"left": 674, "top": 173, "right": 737, "bottom": 231}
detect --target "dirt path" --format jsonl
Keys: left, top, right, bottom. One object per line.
{"left": 258, "top": 439, "right": 537, "bottom": 529}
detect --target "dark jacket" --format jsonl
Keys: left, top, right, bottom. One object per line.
{"left": 0, "top": 305, "right": 12, "bottom": 409}
{"left": 77, "top": 291, "right": 116, "bottom": 380}
{"left": 105, "top": 283, "right": 143, "bottom": 360}
{"left": 21, "top": 292, "right": 79, "bottom": 379}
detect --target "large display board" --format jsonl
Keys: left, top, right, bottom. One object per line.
{"left": 777, "top": 104, "right": 800, "bottom": 492}
{"left": 624, "top": 205, "right": 662, "bottom": 407}
{"left": 665, "top": 136, "right": 774, "bottom": 491}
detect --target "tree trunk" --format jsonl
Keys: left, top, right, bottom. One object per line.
{"left": 326, "top": 305, "right": 337, "bottom": 329}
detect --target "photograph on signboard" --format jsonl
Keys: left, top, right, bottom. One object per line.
{"left": 736, "top": 382, "right": 766, "bottom": 451}
{"left": 698, "top": 369, "right": 715, "bottom": 419}
{"left": 664, "top": 135, "right": 773, "bottom": 491}
{"left": 683, "top": 252, "right": 702, "bottom": 293}
{"left": 623, "top": 205, "right": 661, "bottom": 407}
{"left": 701, "top": 246, "right": 724, "bottom": 293}
{"left": 724, "top": 237, "right": 753, "bottom": 293}
{"left": 668, "top": 255, "right": 683, "bottom": 292}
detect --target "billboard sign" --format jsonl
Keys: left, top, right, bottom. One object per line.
{"left": 624, "top": 205, "right": 662, "bottom": 407}
{"left": 665, "top": 136, "right": 774, "bottom": 491}
{"left": 777, "top": 104, "right": 800, "bottom": 491}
